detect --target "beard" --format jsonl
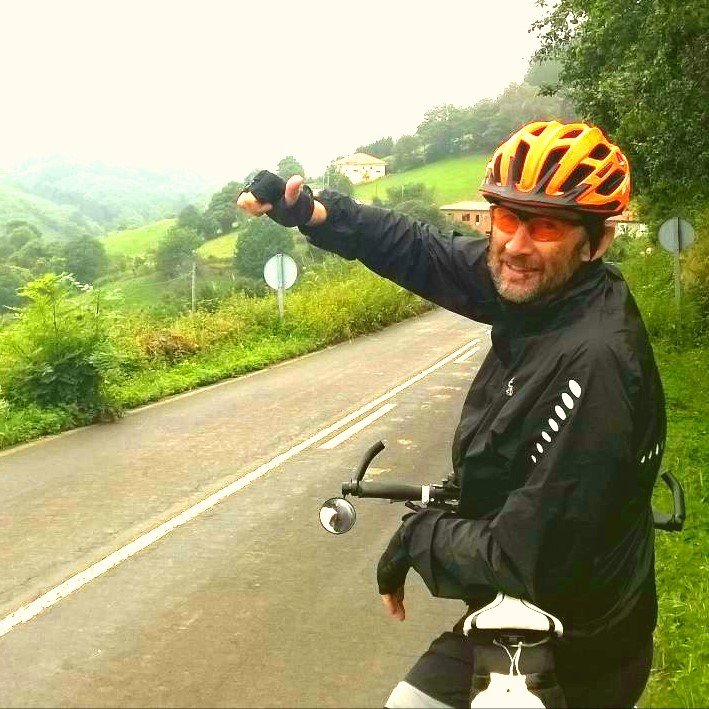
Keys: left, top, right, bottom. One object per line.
{"left": 487, "top": 238, "right": 586, "bottom": 304}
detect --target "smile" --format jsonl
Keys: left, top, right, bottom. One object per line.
{"left": 503, "top": 262, "right": 538, "bottom": 275}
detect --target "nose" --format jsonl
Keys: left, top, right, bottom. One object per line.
{"left": 503, "top": 222, "right": 536, "bottom": 257}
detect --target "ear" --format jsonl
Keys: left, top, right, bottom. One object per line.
{"left": 580, "top": 222, "right": 615, "bottom": 262}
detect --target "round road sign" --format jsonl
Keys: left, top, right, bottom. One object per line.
{"left": 658, "top": 217, "right": 695, "bottom": 253}
{"left": 263, "top": 253, "right": 298, "bottom": 290}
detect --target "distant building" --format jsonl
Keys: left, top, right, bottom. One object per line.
{"left": 440, "top": 203, "right": 643, "bottom": 238}
{"left": 440, "top": 201, "right": 491, "bottom": 234}
{"left": 334, "top": 153, "right": 386, "bottom": 185}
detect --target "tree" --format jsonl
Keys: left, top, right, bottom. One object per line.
{"left": 62, "top": 235, "right": 109, "bottom": 283}
{"left": 155, "top": 227, "right": 203, "bottom": 277}
{"left": 390, "top": 134, "right": 423, "bottom": 172}
{"left": 5, "top": 222, "right": 41, "bottom": 251}
{"left": 524, "top": 59, "right": 562, "bottom": 89}
{"left": 416, "top": 104, "right": 468, "bottom": 162}
{"left": 277, "top": 156, "right": 305, "bottom": 180}
{"left": 177, "top": 205, "right": 208, "bottom": 236}
{"left": 384, "top": 183, "right": 436, "bottom": 208}
{"left": 323, "top": 163, "right": 354, "bottom": 195}
{"left": 533, "top": 0, "right": 708, "bottom": 222}
{"left": 356, "top": 136, "right": 394, "bottom": 159}
{"left": 234, "top": 218, "right": 294, "bottom": 280}
{"left": 203, "top": 181, "right": 243, "bottom": 237}
{"left": 0, "top": 264, "right": 30, "bottom": 310}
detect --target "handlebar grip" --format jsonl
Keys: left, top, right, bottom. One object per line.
{"left": 342, "top": 480, "right": 425, "bottom": 501}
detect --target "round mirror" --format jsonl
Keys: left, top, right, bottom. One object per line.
{"left": 319, "top": 497, "right": 356, "bottom": 535}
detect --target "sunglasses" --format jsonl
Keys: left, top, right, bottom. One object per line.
{"left": 490, "top": 205, "right": 583, "bottom": 242}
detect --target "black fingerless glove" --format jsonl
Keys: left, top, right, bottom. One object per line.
{"left": 377, "top": 524, "right": 412, "bottom": 594}
{"left": 244, "top": 170, "right": 315, "bottom": 227}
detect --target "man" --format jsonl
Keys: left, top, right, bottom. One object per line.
{"left": 237, "top": 121, "right": 665, "bottom": 707}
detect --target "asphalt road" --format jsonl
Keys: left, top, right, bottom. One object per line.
{"left": 0, "top": 308, "right": 490, "bottom": 708}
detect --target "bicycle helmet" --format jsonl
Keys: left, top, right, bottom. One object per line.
{"left": 481, "top": 120, "right": 630, "bottom": 217}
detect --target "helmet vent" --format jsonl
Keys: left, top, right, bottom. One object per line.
{"left": 562, "top": 128, "right": 583, "bottom": 139}
{"left": 538, "top": 147, "right": 568, "bottom": 185}
{"left": 510, "top": 141, "right": 530, "bottom": 184}
{"left": 589, "top": 144, "right": 611, "bottom": 160}
{"left": 493, "top": 153, "right": 503, "bottom": 184}
{"left": 560, "top": 164, "right": 594, "bottom": 192}
{"left": 597, "top": 170, "right": 625, "bottom": 195}
{"left": 530, "top": 125, "right": 547, "bottom": 136}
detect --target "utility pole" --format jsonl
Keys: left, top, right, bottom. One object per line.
{"left": 191, "top": 252, "right": 197, "bottom": 313}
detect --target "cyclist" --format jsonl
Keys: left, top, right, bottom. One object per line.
{"left": 237, "top": 121, "right": 665, "bottom": 708}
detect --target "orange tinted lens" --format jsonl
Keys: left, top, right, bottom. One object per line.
{"left": 493, "top": 208, "right": 520, "bottom": 234}
{"left": 528, "top": 218, "right": 565, "bottom": 242}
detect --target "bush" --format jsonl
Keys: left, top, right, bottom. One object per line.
{"left": 234, "top": 218, "right": 294, "bottom": 280}
{"left": 0, "top": 274, "right": 122, "bottom": 418}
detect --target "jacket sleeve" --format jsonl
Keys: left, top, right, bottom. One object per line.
{"left": 402, "top": 340, "right": 647, "bottom": 609}
{"left": 300, "top": 190, "right": 502, "bottom": 322}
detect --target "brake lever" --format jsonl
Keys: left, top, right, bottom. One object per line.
{"left": 404, "top": 501, "right": 423, "bottom": 513}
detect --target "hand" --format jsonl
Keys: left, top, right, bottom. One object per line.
{"left": 381, "top": 586, "right": 406, "bottom": 621}
{"left": 236, "top": 173, "right": 327, "bottom": 226}
{"left": 377, "top": 524, "right": 411, "bottom": 612}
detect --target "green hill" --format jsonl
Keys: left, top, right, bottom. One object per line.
{"left": 197, "top": 232, "right": 237, "bottom": 259}
{"left": 353, "top": 154, "right": 489, "bottom": 205}
{"left": 102, "top": 219, "right": 176, "bottom": 258}
{"left": 0, "top": 183, "right": 101, "bottom": 239}
{"left": 8, "top": 159, "right": 210, "bottom": 232}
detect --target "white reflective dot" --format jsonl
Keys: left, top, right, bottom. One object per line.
{"left": 542, "top": 431, "right": 552, "bottom": 442}
{"left": 555, "top": 405, "right": 567, "bottom": 420}
{"left": 562, "top": 393, "right": 574, "bottom": 409}
{"left": 531, "top": 455, "right": 537, "bottom": 464}
{"left": 548, "top": 418, "right": 559, "bottom": 432}
{"left": 536, "top": 443, "right": 544, "bottom": 453}
{"left": 648, "top": 450, "right": 653, "bottom": 459}
{"left": 641, "top": 456, "right": 646, "bottom": 463}
{"left": 569, "top": 379, "right": 582, "bottom": 398}
{"left": 655, "top": 444, "right": 660, "bottom": 455}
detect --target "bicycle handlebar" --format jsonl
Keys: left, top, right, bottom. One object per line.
{"left": 343, "top": 471, "right": 685, "bottom": 532}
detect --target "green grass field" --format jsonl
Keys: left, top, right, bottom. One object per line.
{"left": 197, "top": 232, "right": 237, "bottom": 259}
{"left": 353, "top": 154, "right": 489, "bottom": 205}
{"left": 102, "top": 219, "right": 175, "bottom": 258}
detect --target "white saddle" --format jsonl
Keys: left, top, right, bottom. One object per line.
{"left": 462, "top": 593, "right": 564, "bottom": 637}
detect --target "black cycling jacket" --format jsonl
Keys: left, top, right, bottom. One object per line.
{"left": 301, "top": 191, "right": 666, "bottom": 662}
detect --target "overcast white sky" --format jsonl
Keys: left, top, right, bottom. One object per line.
{"left": 1, "top": 0, "right": 547, "bottom": 185}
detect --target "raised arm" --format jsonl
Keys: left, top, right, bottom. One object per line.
{"left": 237, "top": 172, "right": 501, "bottom": 322}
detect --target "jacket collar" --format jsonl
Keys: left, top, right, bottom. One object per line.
{"left": 495, "top": 259, "right": 606, "bottom": 336}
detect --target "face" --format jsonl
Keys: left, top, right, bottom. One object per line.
{"left": 487, "top": 204, "right": 591, "bottom": 304}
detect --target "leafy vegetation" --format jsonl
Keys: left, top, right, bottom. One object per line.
{"left": 534, "top": 0, "right": 709, "bottom": 307}
{"left": 0, "top": 259, "right": 429, "bottom": 449}
{"left": 233, "top": 217, "right": 295, "bottom": 280}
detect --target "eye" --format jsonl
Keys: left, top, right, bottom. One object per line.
{"left": 530, "top": 218, "right": 564, "bottom": 242}
{"left": 493, "top": 208, "right": 520, "bottom": 234}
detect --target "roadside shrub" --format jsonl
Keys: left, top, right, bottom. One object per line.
{"left": 0, "top": 274, "right": 122, "bottom": 418}
{"left": 138, "top": 330, "right": 199, "bottom": 363}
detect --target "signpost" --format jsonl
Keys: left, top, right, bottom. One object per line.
{"left": 263, "top": 253, "right": 298, "bottom": 320}
{"left": 658, "top": 217, "right": 696, "bottom": 323}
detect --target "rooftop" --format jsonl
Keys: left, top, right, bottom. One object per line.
{"left": 440, "top": 201, "right": 490, "bottom": 211}
{"left": 335, "top": 152, "right": 387, "bottom": 166}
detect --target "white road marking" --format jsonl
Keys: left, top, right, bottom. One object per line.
{"left": 0, "top": 336, "right": 481, "bottom": 639}
{"left": 454, "top": 344, "right": 480, "bottom": 363}
{"left": 319, "top": 404, "right": 396, "bottom": 449}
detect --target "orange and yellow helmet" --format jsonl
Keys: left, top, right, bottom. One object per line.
{"left": 481, "top": 120, "right": 630, "bottom": 216}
